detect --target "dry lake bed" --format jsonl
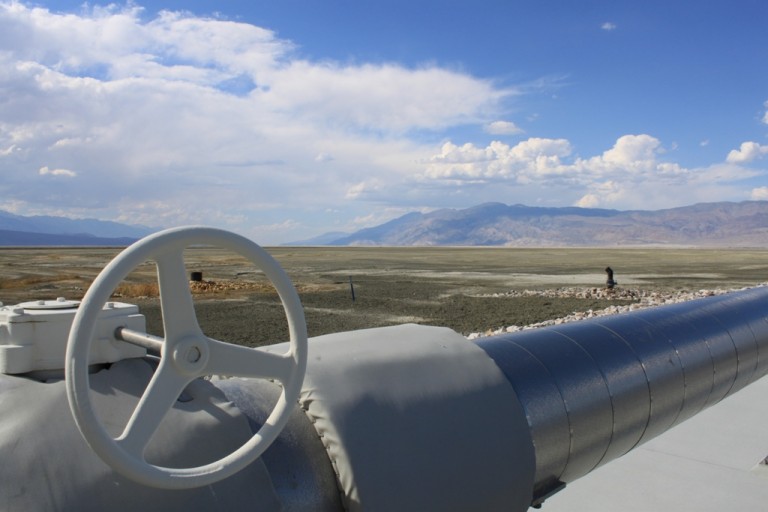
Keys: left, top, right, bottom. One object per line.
{"left": 1, "top": 245, "right": 767, "bottom": 346}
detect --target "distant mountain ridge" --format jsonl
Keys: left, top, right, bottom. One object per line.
{"left": 4, "top": 202, "right": 768, "bottom": 247}
{"left": 302, "top": 201, "right": 768, "bottom": 247}
{"left": 0, "top": 210, "right": 156, "bottom": 246}
{"left": 0, "top": 229, "right": 142, "bottom": 247}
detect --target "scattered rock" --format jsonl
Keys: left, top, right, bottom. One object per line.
{"left": 466, "top": 284, "right": 767, "bottom": 340}
{"left": 188, "top": 279, "right": 270, "bottom": 294}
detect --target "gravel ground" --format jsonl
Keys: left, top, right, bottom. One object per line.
{"left": 131, "top": 281, "right": 745, "bottom": 348}
{"left": 467, "top": 285, "right": 766, "bottom": 338}
{"left": 129, "top": 280, "right": 767, "bottom": 347}
{"left": 3, "top": 246, "right": 767, "bottom": 348}
{"left": 131, "top": 277, "right": 637, "bottom": 346}
{"left": 135, "top": 292, "right": 637, "bottom": 347}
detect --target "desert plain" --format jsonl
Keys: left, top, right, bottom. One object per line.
{"left": 1, "top": 245, "right": 767, "bottom": 346}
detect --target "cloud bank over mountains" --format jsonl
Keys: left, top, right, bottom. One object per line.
{"left": 0, "top": 2, "right": 766, "bottom": 244}
{"left": 423, "top": 134, "right": 759, "bottom": 210}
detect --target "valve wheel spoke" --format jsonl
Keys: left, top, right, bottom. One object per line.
{"left": 206, "top": 339, "right": 295, "bottom": 383}
{"left": 155, "top": 248, "right": 202, "bottom": 341}
{"left": 117, "top": 360, "right": 192, "bottom": 458}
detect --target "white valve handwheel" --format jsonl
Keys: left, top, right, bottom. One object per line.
{"left": 65, "top": 226, "right": 308, "bottom": 489}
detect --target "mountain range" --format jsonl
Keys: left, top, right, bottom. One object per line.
{"left": 0, "top": 210, "right": 155, "bottom": 246}
{"left": 291, "top": 201, "right": 768, "bottom": 247}
{"left": 3, "top": 201, "right": 768, "bottom": 247}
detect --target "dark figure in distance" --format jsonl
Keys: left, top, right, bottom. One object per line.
{"left": 605, "top": 267, "right": 616, "bottom": 289}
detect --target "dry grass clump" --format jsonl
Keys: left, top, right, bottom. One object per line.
{"left": 113, "top": 279, "right": 279, "bottom": 298}
{"left": 114, "top": 282, "right": 160, "bottom": 298}
{"left": 0, "top": 274, "right": 80, "bottom": 290}
{"left": 106, "top": 279, "right": 354, "bottom": 300}
{"left": 188, "top": 280, "right": 340, "bottom": 295}
{"left": 189, "top": 279, "right": 276, "bottom": 294}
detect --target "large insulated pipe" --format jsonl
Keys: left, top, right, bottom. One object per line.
{"left": 475, "top": 286, "right": 768, "bottom": 505}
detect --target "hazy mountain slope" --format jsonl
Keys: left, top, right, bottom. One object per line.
{"left": 0, "top": 229, "right": 140, "bottom": 246}
{"left": 0, "top": 210, "right": 155, "bottom": 239}
{"left": 0, "top": 210, "right": 158, "bottom": 246}
{"left": 285, "top": 231, "right": 351, "bottom": 246}
{"left": 325, "top": 201, "right": 768, "bottom": 247}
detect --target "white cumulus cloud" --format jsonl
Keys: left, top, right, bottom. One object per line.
{"left": 726, "top": 141, "right": 768, "bottom": 163}
{"left": 485, "top": 120, "right": 524, "bottom": 135}
{"left": 575, "top": 181, "right": 624, "bottom": 208}
{"left": 751, "top": 187, "right": 768, "bottom": 200}
{"left": 425, "top": 138, "right": 573, "bottom": 182}
{"left": 417, "top": 133, "right": 759, "bottom": 210}
{"left": 263, "top": 61, "right": 510, "bottom": 133}
{"left": 39, "top": 166, "right": 76, "bottom": 177}
{"left": 763, "top": 100, "right": 768, "bottom": 124}
{"left": 424, "top": 135, "right": 674, "bottom": 186}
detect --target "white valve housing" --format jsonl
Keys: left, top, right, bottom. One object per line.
{"left": 0, "top": 298, "right": 146, "bottom": 374}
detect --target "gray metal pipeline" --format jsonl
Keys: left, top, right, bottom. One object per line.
{"left": 475, "top": 286, "right": 768, "bottom": 504}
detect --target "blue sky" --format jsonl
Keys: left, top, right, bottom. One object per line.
{"left": 1, "top": 1, "right": 767, "bottom": 243}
